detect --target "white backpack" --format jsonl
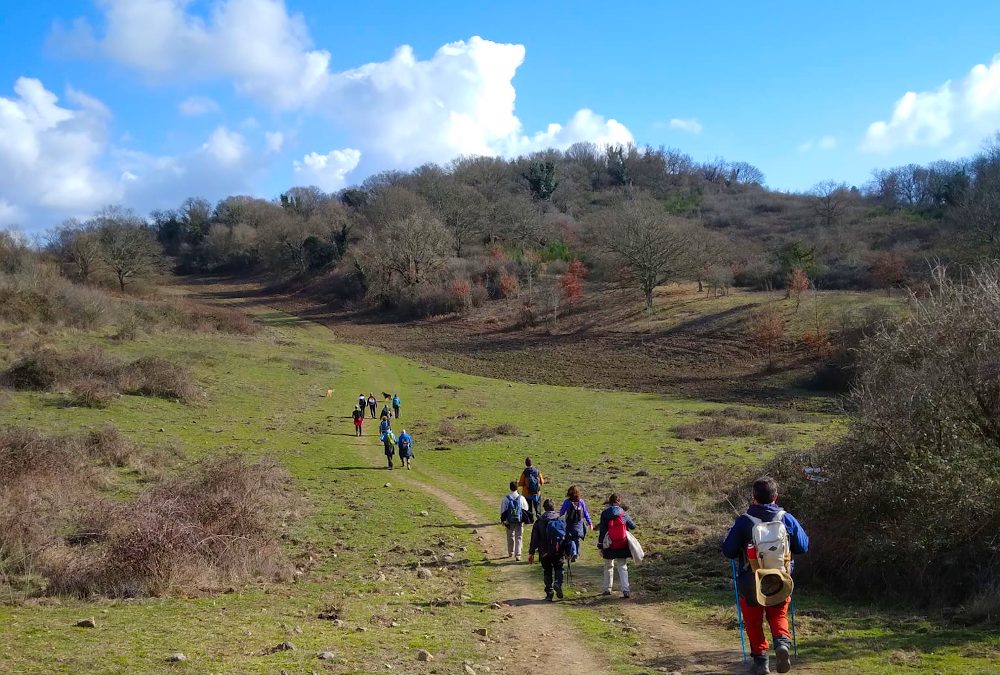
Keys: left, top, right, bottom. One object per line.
{"left": 747, "top": 511, "right": 791, "bottom": 573}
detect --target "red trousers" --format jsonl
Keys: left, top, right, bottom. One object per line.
{"left": 739, "top": 596, "right": 791, "bottom": 655}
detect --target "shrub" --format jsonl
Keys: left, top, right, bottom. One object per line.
{"left": 747, "top": 307, "right": 786, "bottom": 368}
{"left": 498, "top": 272, "right": 520, "bottom": 300}
{"left": 120, "top": 357, "right": 200, "bottom": 403}
{"left": 66, "top": 380, "right": 118, "bottom": 409}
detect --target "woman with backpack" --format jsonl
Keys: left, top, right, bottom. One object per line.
{"left": 397, "top": 429, "right": 413, "bottom": 470}
{"left": 367, "top": 393, "right": 378, "bottom": 419}
{"left": 381, "top": 427, "right": 396, "bottom": 469}
{"left": 352, "top": 406, "right": 364, "bottom": 436}
{"left": 559, "top": 485, "right": 594, "bottom": 563}
{"left": 598, "top": 493, "right": 636, "bottom": 598}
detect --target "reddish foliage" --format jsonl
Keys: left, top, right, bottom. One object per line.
{"left": 870, "top": 251, "right": 906, "bottom": 294}
{"left": 451, "top": 278, "right": 471, "bottom": 301}
{"left": 567, "top": 259, "right": 587, "bottom": 279}
{"left": 498, "top": 272, "right": 520, "bottom": 299}
{"left": 560, "top": 271, "right": 583, "bottom": 301}
{"left": 787, "top": 268, "right": 810, "bottom": 309}
{"left": 489, "top": 243, "right": 506, "bottom": 262}
{"left": 801, "top": 328, "right": 835, "bottom": 360}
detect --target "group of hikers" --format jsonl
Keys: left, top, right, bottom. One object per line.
{"left": 352, "top": 392, "right": 411, "bottom": 469}
{"left": 347, "top": 391, "right": 809, "bottom": 674}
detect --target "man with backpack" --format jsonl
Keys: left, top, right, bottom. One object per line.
{"left": 722, "top": 477, "right": 809, "bottom": 675}
{"left": 527, "top": 499, "right": 567, "bottom": 601}
{"left": 597, "top": 494, "right": 636, "bottom": 599}
{"left": 397, "top": 429, "right": 413, "bottom": 470}
{"left": 367, "top": 393, "right": 378, "bottom": 419}
{"left": 380, "top": 427, "right": 396, "bottom": 469}
{"left": 499, "top": 481, "right": 530, "bottom": 561}
{"left": 517, "top": 457, "right": 545, "bottom": 520}
{"left": 392, "top": 393, "right": 401, "bottom": 419}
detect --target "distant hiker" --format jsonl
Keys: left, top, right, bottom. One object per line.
{"left": 381, "top": 404, "right": 391, "bottom": 421}
{"left": 352, "top": 406, "right": 364, "bottom": 436}
{"left": 397, "top": 429, "right": 413, "bottom": 470}
{"left": 381, "top": 427, "right": 397, "bottom": 469}
{"left": 379, "top": 416, "right": 392, "bottom": 437}
{"left": 528, "top": 499, "right": 566, "bottom": 601}
{"left": 723, "top": 477, "right": 809, "bottom": 675}
{"left": 358, "top": 394, "right": 367, "bottom": 415}
{"left": 392, "top": 393, "right": 401, "bottom": 419}
{"left": 559, "top": 484, "right": 594, "bottom": 562}
{"left": 597, "top": 493, "right": 636, "bottom": 599}
{"left": 367, "top": 393, "right": 378, "bottom": 419}
{"left": 517, "top": 457, "right": 545, "bottom": 520}
{"left": 499, "top": 481, "right": 530, "bottom": 561}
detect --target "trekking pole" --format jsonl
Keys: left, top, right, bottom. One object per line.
{"left": 790, "top": 595, "right": 798, "bottom": 657}
{"left": 730, "top": 560, "right": 747, "bottom": 667}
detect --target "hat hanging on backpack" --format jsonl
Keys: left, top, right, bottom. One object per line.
{"left": 752, "top": 567, "right": 794, "bottom": 607}
{"left": 747, "top": 510, "right": 795, "bottom": 607}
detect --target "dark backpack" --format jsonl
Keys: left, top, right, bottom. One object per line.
{"left": 400, "top": 436, "right": 411, "bottom": 449}
{"left": 525, "top": 467, "right": 540, "bottom": 493}
{"left": 353, "top": 410, "right": 362, "bottom": 422}
{"left": 566, "top": 501, "right": 583, "bottom": 527}
{"left": 542, "top": 518, "right": 567, "bottom": 558}
{"left": 502, "top": 495, "right": 522, "bottom": 526}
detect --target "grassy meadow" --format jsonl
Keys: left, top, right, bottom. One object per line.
{"left": 1, "top": 302, "right": 997, "bottom": 673}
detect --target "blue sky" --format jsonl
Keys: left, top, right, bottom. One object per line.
{"left": 3, "top": 1, "right": 1000, "bottom": 230}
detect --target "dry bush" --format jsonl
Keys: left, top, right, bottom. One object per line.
{"left": 438, "top": 419, "right": 461, "bottom": 442}
{"left": 437, "top": 419, "right": 520, "bottom": 443}
{"left": 2, "top": 348, "right": 201, "bottom": 404}
{"left": 674, "top": 417, "right": 784, "bottom": 441}
{"left": 696, "top": 406, "right": 805, "bottom": 424}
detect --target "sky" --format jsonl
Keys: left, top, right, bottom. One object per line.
{"left": 4, "top": 1, "right": 1000, "bottom": 231}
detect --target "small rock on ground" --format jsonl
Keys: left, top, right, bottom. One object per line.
{"left": 464, "top": 665, "right": 477, "bottom": 675}
{"left": 75, "top": 618, "right": 96, "bottom": 628}
{"left": 384, "top": 482, "right": 391, "bottom": 487}
{"left": 419, "top": 510, "right": 429, "bottom": 516}
{"left": 167, "top": 653, "right": 186, "bottom": 662}
{"left": 318, "top": 651, "right": 336, "bottom": 660}
{"left": 417, "top": 649, "right": 434, "bottom": 662}
{"left": 473, "top": 628, "right": 488, "bottom": 637}
{"left": 416, "top": 567, "right": 433, "bottom": 579}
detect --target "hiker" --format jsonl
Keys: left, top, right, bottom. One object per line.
{"left": 517, "top": 457, "right": 545, "bottom": 520}
{"left": 381, "top": 403, "right": 391, "bottom": 421}
{"left": 499, "top": 481, "right": 530, "bottom": 561}
{"left": 380, "top": 426, "right": 396, "bottom": 469}
{"left": 367, "top": 393, "right": 378, "bottom": 419}
{"left": 392, "top": 392, "right": 401, "bottom": 419}
{"left": 397, "top": 429, "right": 414, "bottom": 470}
{"left": 597, "top": 493, "right": 636, "bottom": 599}
{"left": 379, "top": 415, "right": 392, "bottom": 437}
{"left": 528, "top": 499, "right": 567, "bottom": 601}
{"left": 723, "top": 477, "right": 809, "bottom": 675}
{"left": 358, "top": 393, "right": 367, "bottom": 416}
{"left": 559, "top": 484, "right": 594, "bottom": 562}
{"left": 352, "top": 406, "right": 364, "bottom": 436}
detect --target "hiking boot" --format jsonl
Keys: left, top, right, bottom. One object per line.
{"left": 750, "top": 653, "right": 770, "bottom": 675}
{"left": 774, "top": 640, "right": 791, "bottom": 673}
{"left": 555, "top": 586, "right": 563, "bottom": 599}
{"left": 570, "top": 555, "right": 578, "bottom": 563}
{"left": 601, "top": 590, "right": 612, "bottom": 596}
{"left": 515, "top": 556, "right": 521, "bottom": 562}
{"left": 545, "top": 592, "right": 554, "bottom": 602}
{"left": 622, "top": 591, "right": 630, "bottom": 599}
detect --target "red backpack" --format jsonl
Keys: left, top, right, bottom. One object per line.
{"left": 607, "top": 514, "right": 628, "bottom": 549}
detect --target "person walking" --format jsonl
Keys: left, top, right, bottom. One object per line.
{"left": 559, "top": 484, "right": 594, "bottom": 563}
{"left": 367, "top": 393, "right": 378, "bottom": 419}
{"left": 499, "top": 481, "right": 530, "bottom": 561}
{"left": 380, "top": 426, "right": 396, "bottom": 469}
{"left": 528, "top": 499, "right": 567, "bottom": 601}
{"left": 723, "top": 477, "right": 809, "bottom": 675}
{"left": 392, "top": 392, "right": 401, "bottom": 419}
{"left": 397, "top": 429, "right": 414, "bottom": 470}
{"left": 379, "top": 415, "right": 392, "bottom": 437}
{"left": 517, "top": 457, "right": 545, "bottom": 520}
{"left": 380, "top": 403, "right": 391, "bottom": 421}
{"left": 598, "top": 493, "right": 636, "bottom": 599}
{"left": 358, "top": 394, "right": 368, "bottom": 416}
{"left": 352, "top": 406, "right": 364, "bottom": 437}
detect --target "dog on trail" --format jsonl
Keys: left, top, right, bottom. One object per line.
{"left": 325, "top": 389, "right": 334, "bottom": 397}
{"left": 382, "top": 391, "right": 392, "bottom": 401}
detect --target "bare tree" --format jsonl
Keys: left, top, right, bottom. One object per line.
{"left": 596, "top": 197, "right": 692, "bottom": 312}
{"left": 48, "top": 220, "right": 103, "bottom": 282}
{"left": 383, "top": 213, "right": 453, "bottom": 285}
{"left": 427, "top": 180, "right": 483, "bottom": 256}
{"left": 810, "top": 180, "right": 851, "bottom": 227}
{"left": 94, "top": 207, "right": 164, "bottom": 291}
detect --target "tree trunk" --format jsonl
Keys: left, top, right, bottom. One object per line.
{"left": 644, "top": 288, "right": 654, "bottom": 314}
{"left": 118, "top": 273, "right": 126, "bottom": 292}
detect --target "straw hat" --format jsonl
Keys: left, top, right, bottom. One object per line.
{"left": 753, "top": 567, "right": 794, "bottom": 607}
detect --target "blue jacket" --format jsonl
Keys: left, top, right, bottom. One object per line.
{"left": 597, "top": 505, "right": 636, "bottom": 559}
{"left": 392, "top": 395, "right": 401, "bottom": 407}
{"left": 397, "top": 432, "right": 413, "bottom": 457}
{"left": 722, "top": 503, "right": 809, "bottom": 576}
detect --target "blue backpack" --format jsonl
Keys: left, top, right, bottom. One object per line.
{"left": 525, "top": 467, "right": 540, "bottom": 493}
{"left": 542, "top": 518, "right": 567, "bottom": 558}
{"left": 502, "top": 495, "right": 522, "bottom": 526}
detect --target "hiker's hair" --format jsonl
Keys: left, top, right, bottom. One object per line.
{"left": 753, "top": 477, "right": 779, "bottom": 504}
{"left": 542, "top": 499, "right": 555, "bottom": 511}
{"left": 606, "top": 493, "right": 621, "bottom": 505}
{"left": 567, "top": 485, "right": 580, "bottom": 500}
{"left": 509, "top": 480, "right": 517, "bottom": 492}
{"left": 525, "top": 457, "right": 532, "bottom": 467}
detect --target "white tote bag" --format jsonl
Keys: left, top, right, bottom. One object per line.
{"left": 626, "top": 531, "right": 645, "bottom": 564}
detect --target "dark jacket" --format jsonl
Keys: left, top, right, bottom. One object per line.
{"left": 722, "top": 502, "right": 809, "bottom": 592}
{"left": 597, "top": 505, "right": 636, "bottom": 559}
{"left": 528, "top": 510, "right": 563, "bottom": 559}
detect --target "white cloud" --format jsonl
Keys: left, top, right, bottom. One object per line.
{"left": 0, "top": 77, "right": 119, "bottom": 213}
{"left": 293, "top": 148, "right": 362, "bottom": 191}
{"left": 797, "top": 135, "right": 837, "bottom": 152}
{"left": 863, "top": 54, "right": 1000, "bottom": 153}
{"left": 178, "top": 95, "right": 221, "bottom": 116}
{"left": 668, "top": 117, "right": 703, "bottom": 134}
{"left": 60, "top": 3, "right": 633, "bottom": 167}
{"left": 264, "top": 130, "right": 285, "bottom": 153}
{"left": 0, "top": 199, "right": 21, "bottom": 224}
{"left": 201, "top": 126, "right": 248, "bottom": 166}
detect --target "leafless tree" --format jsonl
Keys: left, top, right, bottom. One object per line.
{"left": 48, "top": 220, "right": 103, "bottom": 282}
{"left": 94, "top": 206, "right": 165, "bottom": 291}
{"left": 596, "top": 197, "right": 692, "bottom": 312}
{"left": 810, "top": 180, "right": 851, "bottom": 227}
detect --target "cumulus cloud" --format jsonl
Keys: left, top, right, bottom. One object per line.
{"left": 668, "top": 117, "right": 703, "bottom": 134}
{"left": 178, "top": 95, "right": 221, "bottom": 116}
{"left": 58, "top": 2, "right": 633, "bottom": 167}
{"left": 797, "top": 135, "right": 837, "bottom": 152}
{"left": 293, "top": 148, "right": 362, "bottom": 191}
{"left": 201, "top": 126, "right": 248, "bottom": 166}
{"left": 863, "top": 55, "right": 1000, "bottom": 153}
{"left": 0, "top": 77, "right": 119, "bottom": 214}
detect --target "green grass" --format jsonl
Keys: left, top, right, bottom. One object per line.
{"left": 0, "top": 306, "right": 996, "bottom": 674}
